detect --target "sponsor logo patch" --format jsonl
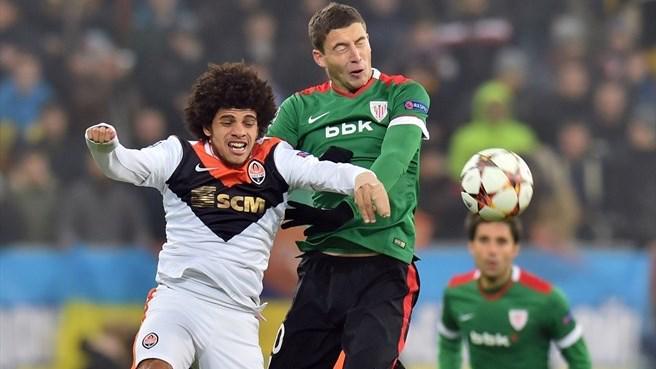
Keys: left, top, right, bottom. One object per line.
{"left": 469, "top": 331, "right": 511, "bottom": 347}
{"left": 248, "top": 160, "right": 266, "bottom": 185}
{"left": 296, "top": 151, "right": 310, "bottom": 158}
{"left": 142, "top": 332, "right": 159, "bottom": 349}
{"left": 325, "top": 120, "right": 374, "bottom": 138}
{"left": 403, "top": 100, "right": 428, "bottom": 114}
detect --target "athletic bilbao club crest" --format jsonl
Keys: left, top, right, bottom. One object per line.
{"left": 142, "top": 332, "right": 159, "bottom": 349}
{"left": 248, "top": 160, "right": 266, "bottom": 185}
{"left": 509, "top": 309, "right": 528, "bottom": 331}
{"left": 370, "top": 101, "right": 388, "bottom": 122}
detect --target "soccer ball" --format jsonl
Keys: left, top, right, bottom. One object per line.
{"left": 460, "top": 148, "right": 534, "bottom": 221}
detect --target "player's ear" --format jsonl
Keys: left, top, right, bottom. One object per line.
{"left": 312, "top": 49, "right": 325, "bottom": 68}
{"left": 202, "top": 126, "right": 212, "bottom": 138}
{"left": 467, "top": 241, "right": 475, "bottom": 255}
{"left": 513, "top": 242, "right": 520, "bottom": 257}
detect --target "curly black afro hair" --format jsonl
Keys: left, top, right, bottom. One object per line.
{"left": 184, "top": 62, "right": 276, "bottom": 140}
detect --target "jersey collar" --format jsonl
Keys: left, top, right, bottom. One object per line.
{"left": 474, "top": 265, "right": 520, "bottom": 281}
{"left": 475, "top": 265, "right": 520, "bottom": 300}
{"left": 511, "top": 265, "right": 521, "bottom": 281}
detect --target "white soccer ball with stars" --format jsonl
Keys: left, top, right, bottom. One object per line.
{"left": 460, "top": 148, "right": 534, "bottom": 221}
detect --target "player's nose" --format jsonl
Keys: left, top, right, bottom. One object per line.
{"left": 231, "top": 124, "right": 247, "bottom": 136}
{"left": 348, "top": 45, "right": 362, "bottom": 61}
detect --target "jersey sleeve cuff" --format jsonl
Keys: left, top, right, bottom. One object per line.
{"left": 85, "top": 124, "right": 119, "bottom": 153}
{"left": 437, "top": 321, "right": 461, "bottom": 340}
{"left": 555, "top": 324, "right": 583, "bottom": 349}
{"left": 85, "top": 136, "right": 118, "bottom": 153}
{"left": 389, "top": 116, "right": 430, "bottom": 140}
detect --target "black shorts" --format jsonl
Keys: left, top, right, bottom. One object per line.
{"left": 268, "top": 251, "right": 420, "bottom": 369}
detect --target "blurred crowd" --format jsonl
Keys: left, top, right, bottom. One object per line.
{"left": 0, "top": 0, "right": 655, "bottom": 252}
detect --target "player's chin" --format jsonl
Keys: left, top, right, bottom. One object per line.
{"left": 345, "top": 70, "right": 364, "bottom": 82}
{"left": 225, "top": 155, "right": 249, "bottom": 167}
{"left": 482, "top": 263, "right": 500, "bottom": 274}
{"left": 352, "top": 74, "right": 369, "bottom": 85}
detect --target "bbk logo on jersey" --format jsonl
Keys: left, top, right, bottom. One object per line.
{"left": 142, "top": 332, "right": 159, "bottom": 349}
{"left": 370, "top": 101, "right": 388, "bottom": 122}
{"left": 325, "top": 120, "right": 374, "bottom": 138}
{"left": 509, "top": 309, "right": 528, "bottom": 331}
{"left": 469, "top": 331, "right": 510, "bottom": 347}
{"left": 248, "top": 160, "right": 266, "bottom": 185}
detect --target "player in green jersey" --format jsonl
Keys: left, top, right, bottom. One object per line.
{"left": 438, "top": 215, "right": 591, "bottom": 369}
{"left": 267, "top": 2, "right": 429, "bottom": 369}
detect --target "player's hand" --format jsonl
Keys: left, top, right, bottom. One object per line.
{"left": 281, "top": 201, "right": 353, "bottom": 237}
{"left": 354, "top": 172, "right": 390, "bottom": 223}
{"left": 86, "top": 123, "right": 116, "bottom": 144}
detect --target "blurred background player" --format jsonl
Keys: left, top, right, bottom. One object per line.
{"left": 85, "top": 62, "right": 389, "bottom": 369}
{"left": 267, "top": 3, "right": 428, "bottom": 369}
{"left": 437, "top": 214, "right": 591, "bottom": 369}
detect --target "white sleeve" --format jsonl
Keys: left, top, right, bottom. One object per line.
{"left": 273, "top": 140, "right": 370, "bottom": 195}
{"left": 85, "top": 124, "right": 182, "bottom": 191}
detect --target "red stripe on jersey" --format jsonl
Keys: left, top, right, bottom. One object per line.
{"left": 299, "top": 81, "right": 331, "bottom": 95}
{"left": 192, "top": 138, "right": 281, "bottom": 187}
{"left": 331, "top": 77, "right": 376, "bottom": 98}
{"left": 397, "top": 263, "right": 419, "bottom": 357}
{"left": 448, "top": 270, "right": 477, "bottom": 287}
{"left": 518, "top": 270, "right": 553, "bottom": 294}
{"left": 378, "top": 72, "right": 410, "bottom": 85}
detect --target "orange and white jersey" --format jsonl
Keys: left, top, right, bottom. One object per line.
{"left": 86, "top": 125, "right": 368, "bottom": 313}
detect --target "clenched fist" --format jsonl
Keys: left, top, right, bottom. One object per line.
{"left": 86, "top": 123, "right": 116, "bottom": 143}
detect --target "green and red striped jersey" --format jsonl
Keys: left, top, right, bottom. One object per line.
{"left": 267, "top": 68, "right": 429, "bottom": 263}
{"left": 438, "top": 266, "right": 591, "bottom": 369}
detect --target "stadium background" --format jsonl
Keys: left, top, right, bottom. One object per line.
{"left": 0, "top": 0, "right": 655, "bottom": 368}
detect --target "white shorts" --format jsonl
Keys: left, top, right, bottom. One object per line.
{"left": 132, "top": 284, "right": 263, "bottom": 369}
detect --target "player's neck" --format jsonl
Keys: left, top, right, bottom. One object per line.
{"left": 330, "top": 69, "right": 374, "bottom": 96}
{"left": 207, "top": 140, "right": 251, "bottom": 169}
{"left": 479, "top": 268, "right": 513, "bottom": 291}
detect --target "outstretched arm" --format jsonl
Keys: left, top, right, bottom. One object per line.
{"left": 273, "top": 141, "right": 389, "bottom": 223}
{"left": 85, "top": 123, "right": 181, "bottom": 190}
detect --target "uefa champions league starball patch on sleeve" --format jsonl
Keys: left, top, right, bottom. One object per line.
{"left": 562, "top": 311, "right": 574, "bottom": 325}
{"left": 403, "top": 100, "right": 429, "bottom": 114}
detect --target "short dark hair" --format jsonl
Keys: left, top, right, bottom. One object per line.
{"left": 184, "top": 62, "right": 276, "bottom": 141}
{"left": 308, "top": 2, "right": 366, "bottom": 52}
{"left": 465, "top": 214, "right": 523, "bottom": 243}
